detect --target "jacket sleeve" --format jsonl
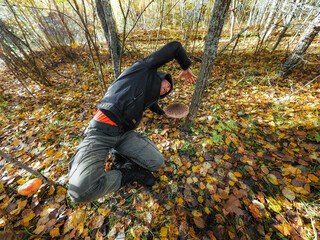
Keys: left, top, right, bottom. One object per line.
{"left": 149, "top": 103, "right": 165, "bottom": 115}
{"left": 142, "top": 41, "right": 191, "bottom": 70}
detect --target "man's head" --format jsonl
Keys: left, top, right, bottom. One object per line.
{"left": 160, "top": 79, "right": 171, "bottom": 96}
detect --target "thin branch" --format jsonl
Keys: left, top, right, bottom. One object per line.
{"left": 280, "top": 74, "right": 320, "bottom": 103}
{"left": 124, "top": 0, "right": 155, "bottom": 40}
{"left": 217, "top": 26, "right": 248, "bottom": 56}
{"left": 0, "top": 150, "right": 55, "bottom": 185}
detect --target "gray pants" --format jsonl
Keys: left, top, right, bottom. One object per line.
{"left": 68, "top": 119, "right": 164, "bottom": 203}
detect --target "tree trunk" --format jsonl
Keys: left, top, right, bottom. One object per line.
{"left": 95, "top": 0, "right": 121, "bottom": 78}
{"left": 281, "top": 12, "right": 320, "bottom": 73}
{"left": 186, "top": 0, "right": 232, "bottom": 124}
{"left": 270, "top": 0, "right": 300, "bottom": 53}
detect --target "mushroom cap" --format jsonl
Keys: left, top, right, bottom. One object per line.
{"left": 163, "top": 103, "right": 189, "bottom": 118}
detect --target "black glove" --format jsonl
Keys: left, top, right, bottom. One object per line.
{"left": 149, "top": 103, "right": 165, "bottom": 115}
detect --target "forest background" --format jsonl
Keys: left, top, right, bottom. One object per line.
{"left": 0, "top": 0, "right": 319, "bottom": 239}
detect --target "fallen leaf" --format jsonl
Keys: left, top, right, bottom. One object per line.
{"left": 224, "top": 195, "right": 244, "bottom": 215}
{"left": 193, "top": 216, "right": 205, "bottom": 229}
{"left": 282, "top": 187, "right": 296, "bottom": 201}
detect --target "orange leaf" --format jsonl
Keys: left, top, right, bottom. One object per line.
{"left": 257, "top": 152, "right": 263, "bottom": 157}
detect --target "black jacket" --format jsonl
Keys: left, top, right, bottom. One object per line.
{"left": 97, "top": 41, "right": 191, "bottom": 131}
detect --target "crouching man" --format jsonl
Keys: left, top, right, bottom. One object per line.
{"left": 68, "top": 41, "right": 196, "bottom": 203}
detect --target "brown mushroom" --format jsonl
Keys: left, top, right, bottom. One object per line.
{"left": 163, "top": 103, "right": 189, "bottom": 118}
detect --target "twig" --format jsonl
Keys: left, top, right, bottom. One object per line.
{"left": 0, "top": 150, "right": 54, "bottom": 185}
{"left": 280, "top": 74, "right": 320, "bottom": 102}
{"left": 310, "top": 216, "right": 318, "bottom": 240}
{"left": 191, "top": 27, "right": 248, "bottom": 63}
{"left": 217, "top": 27, "right": 248, "bottom": 56}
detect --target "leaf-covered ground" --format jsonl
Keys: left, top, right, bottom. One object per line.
{"left": 0, "top": 40, "right": 320, "bottom": 239}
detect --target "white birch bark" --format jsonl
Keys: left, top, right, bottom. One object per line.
{"left": 281, "top": 12, "right": 320, "bottom": 73}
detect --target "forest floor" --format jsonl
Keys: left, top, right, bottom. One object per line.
{"left": 0, "top": 36, "right": 320, "bottom": 239}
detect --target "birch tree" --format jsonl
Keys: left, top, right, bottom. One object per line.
{"left": 95, "top": 0, "right": 121, "bottom": 78}
{"left": 281, "top": 12, "right": 320, "bottom": 74}
{"left": 186, "top": 0, "right": 232, "bottom": 124}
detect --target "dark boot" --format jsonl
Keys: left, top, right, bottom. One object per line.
{"left": 111, "top": 150, "right": 128, "bottom": 170}
{"left": 119, "top": 161, "right": 155, "bottom": 187}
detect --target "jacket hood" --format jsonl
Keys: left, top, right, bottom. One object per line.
{"left": 157, "top": 71, "right": 173, "bottom": 99}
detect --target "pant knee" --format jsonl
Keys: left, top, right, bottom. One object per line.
{"left": 149, "top": 156, "right": 165, "bottom": 171}
{"left": 67, "top": 188, "right": 88, "bottom": 203}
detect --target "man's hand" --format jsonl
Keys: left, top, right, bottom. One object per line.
{"left": 177, "top": 68, "right": 197, "bottom": 85}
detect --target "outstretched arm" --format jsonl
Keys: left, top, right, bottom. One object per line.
{"left": 142, "top": 41, "right": 191, "bottom": 70}
{"left": 177, "top": 68, "right": 197, "bottom": 85}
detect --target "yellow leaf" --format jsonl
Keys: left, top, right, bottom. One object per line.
{"left": 71, "top": 42, "right": 77, "bottom": 49}
{"left": 228, "top": 230, "right": 236, "bottom": 239}
{"left": 229, "top": 181, "right": 235, "bottom": 186}
{"left": 198, "top": 196, "right": 204, "bottom": 203}
{"left": 283, "top": 165, "right": 300, "bottom": 176}
{"left": 17, "top": 179, "right": 26, "bottom": 185}
{"left": 48, "top": 185, "right": 55, "bottom": 196}
{"left": 206, "top": 175, "right": 214, "bottom": 184}
{"left": 55, "top": 187, "right": 67, "bottom": 202}
{"left": 228, "top": 172, "right": 238, "bottom": 182}
{"left": 50, "top": 228, "right": 60, "bottom": 238}
{"left": 23, "top": 211, "right": 35, "bottom": 222}
{"left": 159, "top": 227, "right": 168, "bottom": 237}
{"left": 293, "top": 186, "right": 310, "bottom": 195}
{"left": 267, "top": 197, "right": 282, "bottom": 213}
{"left": 213, "top": 194, "right": 221, "bottom": 202}
{"left": 192, "top": 166, "right": 199, "bottom": 173}
{"left": 267, "top": 174, "right": 279, "bottom": 185}
{"left": 20, "top": 209, "right": 35, "bottom": 226}
{"left": 175, "top": 197, "right": 184, "bottom": 205}
{"left": 223, "top": 155, "right": 231, "bottom": 160}
{"left": 57, "top": 187, "right": 67, "bottom": 195}
{"left": 234, "top": 172, "right": 242, "bottom": 177}
{"left": 308, "top": 174, "right": 319, "bottom": 182}
{"left": 98, "top": 207, "right": 111, "bottom": 217}
{"left": 199, "top": 156, "right": 204, "bottom": 162}
{"left": 192, "top": 210, "right": 202, "bottom": 217}
{"left": 160, "top": 175, "right": 168, "bottom": 182}
{"left": 204, "top": 207, "right": 211, "bottom": 214}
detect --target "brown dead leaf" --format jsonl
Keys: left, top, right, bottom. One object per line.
{"left": 224, "top": 195, "right": 244, "bottom": 215}
{"left": 193, "top": 216, "right": 205, "bottom": 229}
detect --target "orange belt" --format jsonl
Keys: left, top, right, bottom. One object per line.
{"left": 94, "top": 109, "right": 118, "bottom": 126}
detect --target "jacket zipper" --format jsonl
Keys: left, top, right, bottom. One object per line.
{"left": 126, "top": 92, "right": 143, "bottom": 107}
